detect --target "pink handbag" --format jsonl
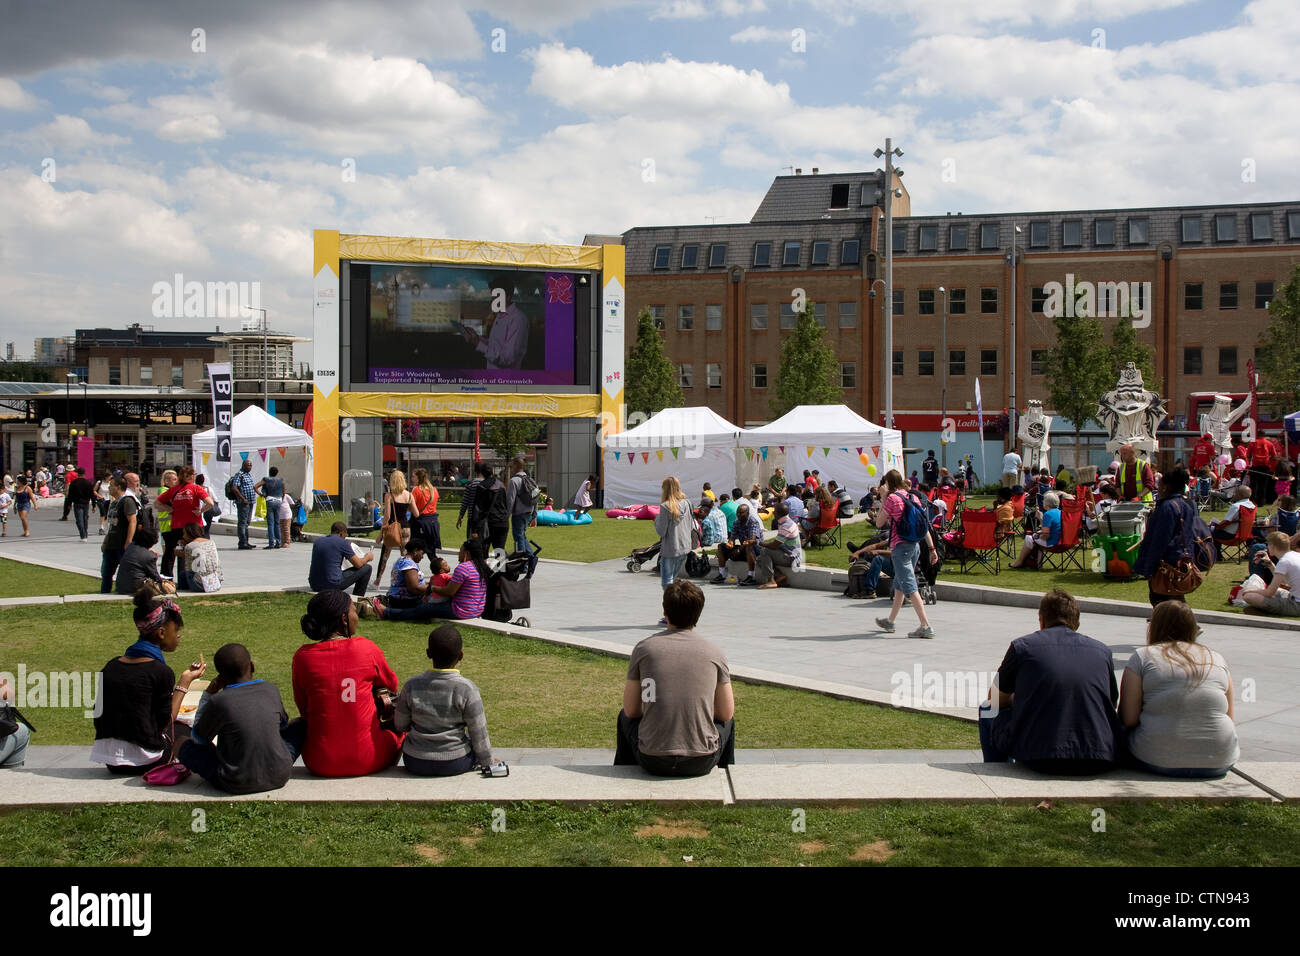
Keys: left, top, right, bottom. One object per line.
{"left": 142, "top": 761, "right": 192, "bottom": 786}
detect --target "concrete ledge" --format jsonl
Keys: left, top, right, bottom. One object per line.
{"left": 1231, "top": 762, "right": 1300, "bottom": 800}
{"left": 970, "top": 762, "right": 1274, "bottom": 801}
{"left": 729, "top": 763, "right": 997, "bottom": 802}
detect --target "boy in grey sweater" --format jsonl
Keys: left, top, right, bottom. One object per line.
{"left": 395, "top": 625, "right": 493, "bottom": 776}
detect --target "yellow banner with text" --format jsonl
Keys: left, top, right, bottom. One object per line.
{"left": 338, "top": 392, "right": 603, "bottom": 419}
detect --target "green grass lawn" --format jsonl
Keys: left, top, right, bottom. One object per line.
{"left": 2, "top": 800, "right": 1295, "bottom": 867}
{"left": 0, "top": 593, "right": 976, "bottom": 750}
{"left": 0, "top": 556, "right": 99, "bottom": 597}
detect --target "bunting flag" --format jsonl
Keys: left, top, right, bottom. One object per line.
{"left": 627, "top": 455, "right": 634, "bottom": 466}
{"left": 745, "top": 448, "right": 754, "bottom": 461}
{"left": 823, "top": 448, "right": 831, "bottom": 456}
{"left": 856, "top": 447, "right": 863, "bottom": 455}
{"left": 779, "top": 446, "right": 785, "bottom": 453}
{"left": 839, "top": 448, "right": 848, "bottom": 453}
{"left": 239, "top": 451, "right": 250, "bottom": 463}
{"left": 656, "top": 450, "right": 664, "bottom": 462}
{"left": 671, "top": 448, "right": 679, "bottom": 459}
{"left": 276, "top": 446, "right": 287, "bottom": 457}
{"left": 871, "top": 445, "right": 880, "bottom": 458}
{"left": 806, "top": 446, "right": 815, "bottom": 456}
{"left": 641, "top": 452, "right": 649, "bottom": 463}
{"left": 258, "top": 448, "right": 268, "bottom": 462}
{"left": 761, "top": 447, "right": 768, "bottom": 461}
{"left": 201, "top": 452, "right": 211, "bottom": 465}
{"left": 614, "top": 452, "right": 621, "bottom": 461}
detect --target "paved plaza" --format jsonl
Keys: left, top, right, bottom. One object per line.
{"left": 4, "top": 504, "right": 1298, "bottom": 760}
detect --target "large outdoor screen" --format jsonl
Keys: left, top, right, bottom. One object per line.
{"left": 363, "top": 263, "right": 582, "bottom": 386}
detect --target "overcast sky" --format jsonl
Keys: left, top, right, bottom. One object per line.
{"left": 1, "top": 0, "right": 1296, "bottom": 359}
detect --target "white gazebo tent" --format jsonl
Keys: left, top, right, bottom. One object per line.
{"left": 191, "top": 406, "right": 315, "bottom": 517}
{"left": 602, "top": 406, "right": 743, "bottom": 508}
{"left": 741, "top": 405, "right": 904, "bottom": 500}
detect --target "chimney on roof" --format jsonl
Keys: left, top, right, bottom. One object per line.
{"left": 795, "top": 168, "right": 802, "bottom": 175}
{"left": 812, "top": 167, "right": 819, "bottom": 174}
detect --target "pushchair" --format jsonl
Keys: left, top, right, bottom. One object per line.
{"left": 485, "top": 540, "right": 540, "bottom": 627}
{"left": 918, "top": 535, "right": 943, "bottom": 605}
{"left": 627, "top": 540, "right": 661, "bottom": 573}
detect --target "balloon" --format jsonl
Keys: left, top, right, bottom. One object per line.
{"left": 867, "top": 464, "right": 877, "bottom": 476}
{"left": 1217, "top": 454, "right": 1231, "bottom": 466}
{"left": 1234, "top": 458, "right": 1247, "bottom": 472}
{"left": 859, "top": 453, "right": 870, "bottom": 466}
{"left": 1110, "top": 461, "right": 1120, "bottom": 471}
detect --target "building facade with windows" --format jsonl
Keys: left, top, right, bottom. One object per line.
{"left": 621, "top": 171, "right": 1300, "bottom": 452}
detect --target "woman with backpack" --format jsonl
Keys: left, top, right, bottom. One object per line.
{"left": 873, "top": 470, "right": 938, "bottom": 639}
{"left": 1136, "top": 467, "right": 1212, "bottom": 608}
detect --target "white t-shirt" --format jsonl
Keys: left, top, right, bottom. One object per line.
{"left": 1273, "top": 551, "right": 1300, "bottom": 598}
{"left": 1002, "top": 452, "right": 1021, "bottom": 474}
{"left": 0, "top": 491, "right": 11, "bottom": 515}
{"left": 1126, "top": 644, "right": 1238, "bottom": 770}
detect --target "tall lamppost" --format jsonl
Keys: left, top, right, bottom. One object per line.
{"left": 243, "top": 305, "right": 269, "bottom": 411}
{"left": 1006, "top": 223, "right": 1022, "bottom": 449}
{"left": 868, "top": 278, "right": 887, "bottom": 421}
{"left": 874, "top": 138, "right": 904, "bottom": 428}
{"left": 938, "top": 287, "right": 948, "bottom": 470}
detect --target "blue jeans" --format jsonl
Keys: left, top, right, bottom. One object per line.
{"left": 73, "top": 502, "right": 90, "bottom": 539}
{"left": 100, "top": 547, "right": 124, "bottom": 593}
{"left": 402, "top": 751, "right": 477, "bottom": 776}
{"left": 510, "top": 513, "right": 533, "bottom": 557}
{"left": 265, "top": 498, "right": 282, "bottom": 547}
{"left": 385, "top": 598, "right": 456, "bottom": 621}
{"left": 0, "top": 722, "right": 30, "bottom": 767}
{"left": 1130, "top": 755, "right": 1232, "bottom": 779}
{"left": 236, "top": 501, "right": 253, "bottom": 547}
{"left": 659, "top": 554, "right": 687, "bottom": 589}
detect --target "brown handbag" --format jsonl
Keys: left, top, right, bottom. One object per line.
{"left": 1151, "top": 501, "right": 1205, "bottom": 596}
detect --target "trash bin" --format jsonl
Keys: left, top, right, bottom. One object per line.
{"left": 1095, "top": 532, "right": 1142, "bottom": 578}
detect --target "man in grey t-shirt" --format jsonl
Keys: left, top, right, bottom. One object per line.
{"left": 615, "top": 580, "right": 735, "bottom": 777}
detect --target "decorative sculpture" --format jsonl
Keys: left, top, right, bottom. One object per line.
{"left": 1096, "top": 362, "right": 1167, "bottom": 457}
{"left": 1017, "top": 399, "right": 1053, "bottom": 474}
{"left": 1199, "top": 393, "right": 1249, "bottom": 458}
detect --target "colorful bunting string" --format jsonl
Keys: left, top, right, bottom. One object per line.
{"left": 656, "top": 450, "right": 664, "bottom": 462}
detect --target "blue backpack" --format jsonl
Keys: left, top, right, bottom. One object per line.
{"left": 892, "top": 491, "right": 930, "bottom": 543}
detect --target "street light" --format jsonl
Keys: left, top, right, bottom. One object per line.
{"left": 243, "top": 305, "right": 269, "bottom": 412}
{"left": 868, "top": 277, "right": 887, "bottom": 421}
{"left": 938, "top": 286, "right": 948, "bottom": 470}
{"left": 873, "top": 138, "right": 903, "bottom": 429}
{"left": 1006, "top": 223, "right": 1023, "bottom": 448}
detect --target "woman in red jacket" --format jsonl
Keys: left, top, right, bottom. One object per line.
{"left": 290, "top": 590, "right": 402, "bottom": 777}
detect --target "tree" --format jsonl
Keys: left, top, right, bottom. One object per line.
{"left": 770, "top": 306, "right": 842, "bottom": 417}
{"left": 0, "top": 361, "right": 54, "bottom": 383}
{"left": 484, "top": 417, "right": 542, "bottom": 461}
{"left": 1041, "top": 305, "right": 1112, "bottom": 467}
{"left": 1256, "top": 263, "right": 1300, "bottom": 413}
{"left": 1107, "top": 313, "right": 1160, "bottom": 395}
{"left": 624, "top": 306, "right": 682, "bottom": 418}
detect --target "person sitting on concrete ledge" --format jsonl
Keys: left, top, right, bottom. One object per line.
{"left": 615, "top": 579, "right": 734, "bottom": 777}
{"left": 308, "top": 521, "right": 374, "bottom": 597}
{"left": 755, "top": 502, "right": 800, "bottom": 588}
{"left": 845, "top": 537, "right": 894, "bottom": 598}
{"left": 395, "top": 625, "right": 495, "bottom": 777}
{"left": 712, "top": 501, "right": 763, "bottom": 585}
{"left": 978, "top": 588, "right": 1125, "bottom": 775}
{"left": 178, "top": 643, "right": 296, "bottom": 794}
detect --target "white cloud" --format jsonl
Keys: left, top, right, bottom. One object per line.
{"left": 652, "top": 0, "right": 765, "bottom": 20}
{"left": 730, "top": 26, "right": 788, "bottom": 43}
{"left": 0, "top": 77, "right": 41, "bottom": 111}
{"left": 808, "top": 0, "right": 1196, "bottom": 32}
{"left": 13, "top": 114, "right": 129, "bottom": 150}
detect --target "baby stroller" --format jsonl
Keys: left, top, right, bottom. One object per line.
{"left": 485, "top": 541, "right": 539, "bottom": 627}
{"left": 918, "top": 535, "right": 944, "bottom": 606}
{"left": 627, "top": 540, "right": 661, "bottom": 573}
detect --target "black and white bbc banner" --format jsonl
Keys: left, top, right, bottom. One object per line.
{"left": 207, "top": 362, "right": 233, "bottom": 462}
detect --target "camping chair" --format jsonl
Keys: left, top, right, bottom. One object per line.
{"left": 1010, "top": 492, "right": 1027, "bottom": 534}
{"left": 1040, "top": 502, "right": 1086, "bottom": 571}
{"left": 806, "top": 506, "right": 841, "bottom": 549}
{"left": 1218, "top": 504, "right": 1258, "bottom": 563}
{"left": 1191, "top": 476, "right": 1213, "bottom": 513}
{"left": 312, "top": 489, "right": 335, "bottom": 515}
{"left": 956, "top": 507, "right": 1000, "bottom": 575}
{"left": 938, "top": 486, "right": 961, "bottom": 529}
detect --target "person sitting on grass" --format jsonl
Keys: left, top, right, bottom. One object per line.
{"left": 978, "top": 588, "right": 1125, "bottom": 775}
{"left": 827, "top": 480, "right": 856, "bottom": 518}
{"left": 712, "top": 501, "right": 763, "bottom": 585}
{"left": 1241, "top": 531, "right": 1300, "bottom": 618}
{"left": 384, "top": 538, "right": 432, "bottom": 609}
{"left": 755, "top": 502, "right": 800, "bottom": 589}
{"left": 308, "top": 521, "right": 374, "bottom": 597}
{"left": 115, "top": 526, "right": 173, "bottom": 595}
{"left": 176, "top": 523, "right": 222, "bottom": 593}
{"left": 371, "top": 539, "right": 488, "bottom": 622}
{"left": 290, "top": 589, "right": 402, "bottom": 777}
{"left": 395, "top": 625, "right": 496, "bottom": 776}
{"left": 178, "top": 643, "right": 296, "bottom": 794}
{"left": 1009, "top": 491, "right": 1062, "bottom": 569}
{"left": 92, "top": 590, "right": 205, "bottom": 775}
{"left": 783, "top": 485, "right": 806, "bottom": 523}
{"left": 614, "top": 579, "right": 734, "bottom": 777}
{"left": 1267, "top": 494, "right": 1299, "bottom": 536}
{"left": 1119, "top": 601, "right": 1238, "bottom": 778}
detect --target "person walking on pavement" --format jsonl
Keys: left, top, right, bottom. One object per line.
{"left": 66, "top": 467, "right": 96, "bottom": 541}
{"left": 232, "top": 460, "right": 257, "bottom": 550}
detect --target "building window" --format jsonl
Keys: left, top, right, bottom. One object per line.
{"left": 1062, "top": 219, "right": 1082, "bottom": 247}
{"left": 1094, "top": 218, "right": 1115, "bottom": 246}
{"left": 979, "top": 223, "right": 999, "bottom": 249}
{"left": 1219, "top": 282, "right": 1238, "bottom": 309}
{"left": 949, "top": 350, "right": 966, "bottom": 377}
{"left": 752, "top": 363, "right": 767, "bottom": 388}
{"left": 892, "top": 351, "right": 903, "bottom": 377}
{"left": 980, "top": 349, "right": 998, "bottom": 376}
{"left": 1031, "top": 349, "right": 1047, "bottom": 375}
{"left": 919, "top": 225, "right": 938, "bottom": 251}
{"left": 839, "top": 302, "right": 857, "bottom": 328}
{"left": 1256, "top": 281, "right": 1274, "bottom": 309}
{"left": 1181, "top": 217, "right": 1203, "bottom": 243}
{"left": 782, "top": 241, "right": 800, "bottom": 266}
{"left": 1289, "top": 211, "right": 1300, "bottom": 240}
{"left": 172, "top": 364, "right": 184, "bottom": 387}
{"left": 705, "top": 304, "right": 722, "bottom": 331}
{"left": 753, "top": 242, "right": 772, "bottom": 267}
{"left": 918, "top": 349, "right": 935, "bottom": 376}
{"left": 918, "top": 289, "right": 935, "bottom": 315}
{"left": 830, "top": 183, "right": 850, "bottom": 209}
{"left": 707, "top": 363, "right": 723, "bottom": 389}
{"left": 779, "top": 303, "right": 797, "bottom": 329}
{"left": 840, "top": 239, "right": 860, "bottom": 265}
{"left": 708, "top": 243, "right": 727, "bottom": 267}
{"left": 1219, "top": 347, "right": 1237, "bottom": 375}
{"left": 892, "top": 288, "right": 904, "bottom": 316}
{"left": 949, "top": 224, "right": 968, "bottom": 251}
{"left": 681, "top": 244, "right": 699, "bottom": 269}
{"left": 841, "top": 362, "right": 857, "bottom": 389}
{"left": 1029, "top": 221, "right": 1049, "bottom": 248}
{"left": 811, "top": 240, "right": 830, "bottom": 265}
{"left": 1031, "top": 286, "right": 1047, "bottom": 313}
{"left": 949, "top": 288, "right": 966, "bottom": 315}
{"left": 1184, "top": 347, "right": 1202, "bottom": 375}
{"left": 653, "top": 245, "right": 671, "bottom": 269}
{"left": 813, "top": 302, "right": 827, "bottom": 327}
{"left": 109, "top": 364, "right": 121, "bottom": 385}
{"left": 649, "top": 305, "right": 666, "bottom": 329}
{"left": 678, "top": 305, "right": 694, "bottom": 330}
{"left": 1215, "top": 214, "right": 1237, "bottom": 242}
{"left": 1184, "top": 283, "right": 1203, "bottom": 310}
{"left": 892, "top": 225, "right": 907, "bottom": 253}
{"left": 678, "top": 363, "right": 694, "bottom": 388}
{"left": 1250, "top": 213, "right": 1272, "bottom": 240}
{"left": 140, "top": 364, "right": 153, "bottom": 385}
{"left": 750, "top": 303, "right": 768, "bottom": 330}
{"left": 1128, "top": 218, "right": 1149, "bottom": 245}
{"left": 981, "top": 287, "right": 998, "bottom": 314}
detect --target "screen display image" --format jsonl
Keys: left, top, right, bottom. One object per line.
{"left": 366, "top": 264, "right": 579, "bottom": 386}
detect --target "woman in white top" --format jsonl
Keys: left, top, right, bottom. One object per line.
{"left": 1119, "top": 601, "right": 1238, "bottom": 778}
{"left": 176, "top": 524, "right": 223, "bottom": 592}
{"left": 96, "top": 472, "right": 113, "bottom": 533}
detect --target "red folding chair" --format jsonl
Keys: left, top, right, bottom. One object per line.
{"left": 806, "top": 506, "right": 841, "bottom": 549}
{"left": 956, "top": 507, "right": 1000, "bottom": 575}
{"left": 939, "top": 486, "right": 961, "bottom": 529}
{"left": 1040, "top": 501, "right": 1086, "bottom": 571}
{"left": 1218, "top": 504, "right": 1257, "bottom": 563}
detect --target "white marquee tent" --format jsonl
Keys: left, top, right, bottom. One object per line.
{"left": 741, "top": 405, "right": 904, "bottom": 500}
{"left": 191, "top": 406, "right": 315, "bottom": 515}
{"left": 602, "top": 406, "right": 743, "bottom": 508}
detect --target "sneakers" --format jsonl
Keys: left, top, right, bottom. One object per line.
{"left": 875, "top": 617, "right": 896, "bottom": 632}
{"left": 739, "top": 575, "right": 758, "bottom": 586}
{"left": 712, "top": 572, "right": 726, "bottom": 583}
{"left": 908, "top": 625, "right": 936, "bottom": 640}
